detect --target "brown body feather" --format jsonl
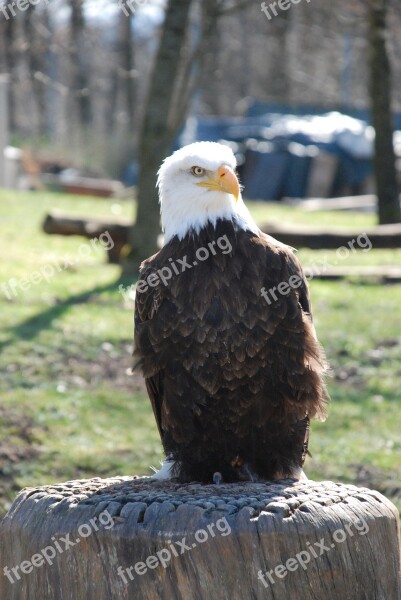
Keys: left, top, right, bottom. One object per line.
{"left": 134, "top": 219, "right": 328, "bottom": 482}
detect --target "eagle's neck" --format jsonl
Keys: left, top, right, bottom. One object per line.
{"left": 162, "top": 197, "right": 259, "bottom": 243}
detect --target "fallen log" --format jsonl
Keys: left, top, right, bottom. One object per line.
{"left": 42, "top": 212, "right": 132, "bottom": 263}
{"left": 285, "top": 194, "right": 379, "bottom": 212}
{"left": 261, "top": 221, "right": 401, "bottom": 249}
{"left": 41, "top": 174, "right": 125, "bottom": 198}
{"left": 0, "top": 477, "right": 400, "bottom": 600}
{"left": 303, "top": 265, "right": 401, "bottom": 283}
{"left": 42, "top": 212, "right": 401, "bottom": 264}
{"left": 42, "top": 212, "right": 131, "bottom": 239}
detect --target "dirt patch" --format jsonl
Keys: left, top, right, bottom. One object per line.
{"left": 0, "top": 408, "right": 43, "bottom": 518}
{"left": 332, "top": 338, "right": 401, "bottom": 386}
{"left": 3, "top": 342, "right": 147, "bottom": 394}
{"left": 351, "top": 463, "right": 401, "bottom": 509}
{"left": 64, "top": 347, "right": 146, "bottom": 393}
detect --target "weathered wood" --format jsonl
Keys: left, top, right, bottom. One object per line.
{"left": 261, "top": 221, "right": 401, "bottom": 249}
{"left": 0, "top": 477, "right": 400, "bottom": 600}
{"left": 42, "top": 213, "right": 131, "bottom": 263}
{"left": 303, "top": 265, "right": 401, "bottom": 283}
{"left": 285, "top": 194, "right": 379, "bottom": 212}
{"left": 41, "top": 175, "right": 125, "bottom": 198}
{"left": 42, "top": 212, "right": 131, "bottom": 238}
{"left": 43, "top": 212, "right": 401, "bottom": 260}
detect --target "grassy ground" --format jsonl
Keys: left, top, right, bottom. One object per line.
{"left": 1, "top": 190, "right": 400, "bottom": 517}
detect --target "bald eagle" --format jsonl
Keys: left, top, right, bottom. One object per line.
{"left": 134, "top": 142, "right": 328, "bottom": 483}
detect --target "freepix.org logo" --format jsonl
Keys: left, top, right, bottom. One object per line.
{"left": 257, "top": 516, "right": 369, "bottom": 588}
{"left": 0, "top": 0, "right": 50, "bottom": 21}
{"left": 261, "top": 0, "right": 312, "bottom": 21}
{"left": 3, "top": 510, "right": 114, "bottom": 584}
{"left": 117, "top": 516, "right": 232, "bottom": 585}
{"left": 119, "top": 234, "right": 233, "bottom": 301}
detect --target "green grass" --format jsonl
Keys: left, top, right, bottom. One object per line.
{"left": 0, "top": 189, "right": 400, "bottom": 516}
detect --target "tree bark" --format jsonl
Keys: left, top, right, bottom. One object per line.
{"left": 369, "top": 0, "right": 400, "bottom": 224}
{"left": 120, "top": 12, "right": 136, "bottom": 129}
{"left": 1, "top": 477, "right": 400, "bottom": 600}
{"left": 69, "top": 0, "right": 92, "bottom": 126}
{"left": 0, "top": 75, "right": 9, "bottom": 187}
{"left": 127, "top": 0, "right": 193, "bottom": 271}
{"left": 23, "top": 5, "right": 49, "bottom": 136}
{"left": 1, "top": 18, "right": 17, "bottom": 131}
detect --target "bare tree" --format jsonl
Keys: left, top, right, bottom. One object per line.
{"left": 0, "top": 18, "right": 17, "bottom": 131}
{"left": 69, "top": 0, "right": 92, "bottom": 126}
{"left": 0, "top": 0, "right": 400, "bottom": 211}
{"left": 120, "top": 12, "right": 136, "bottom": 129}
{"left": 369, "top": 0, "right": 400, "bottom": 223}
{"left": 23, "top": 5, "right": 50, "bottom": 136}
{"left": 127, "top": 0, "right": 258, "bottom": 269}
{"left": 127, "top": 0, "right": 193, "bottom": 268}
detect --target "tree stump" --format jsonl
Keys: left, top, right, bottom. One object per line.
{"left": 0, "top": 477, "right": 400, "bottom": 600}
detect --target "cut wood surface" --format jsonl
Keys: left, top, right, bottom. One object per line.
{"left": 0, "top": 477, "right": 400, "bottom": 600}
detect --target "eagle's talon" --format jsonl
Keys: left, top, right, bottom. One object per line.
{"left": 213, "top": 472, "right": 222, "bottom": 485}
{"left": 243, "top": 465, "right": 256, "bottom": 482}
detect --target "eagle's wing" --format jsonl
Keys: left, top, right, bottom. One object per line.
{"left": 284, "top": 246, "right": 324, "bottom": 348}
{"left": 259, "top": 240, "right": 325, "bottom": 461}
{"left": 286, "top": 248, "right": 312, "bottom": 318}
{"left": 134, "top": 253, "right": 201, "bottom": 449}
{"left": 257, "top": 234, "right": 328, "bottom": 421}
{"left": 134, "top": 260, "right": 165, "bottom": 443}
{"left": 263, "top": 234, "right": 312, "bottom": 315}
{"left": 144, "top": 371, "right": 164, "bottom": 442}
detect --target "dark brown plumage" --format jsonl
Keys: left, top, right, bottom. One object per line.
{"left": 134, "top": 218, "right": 328, "bottom": 483}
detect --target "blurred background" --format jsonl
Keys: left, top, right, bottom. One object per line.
{"left": 1, "top": 0, "right": 401, "bottom": 517}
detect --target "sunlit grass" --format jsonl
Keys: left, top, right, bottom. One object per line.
{"left": 1, "top": 188, "right": 400, "bottom": 515}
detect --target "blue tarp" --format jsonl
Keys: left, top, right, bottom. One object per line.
{"left": 246, "top": 100, "right": 401, "bottom": 131}
{"left": 176, "top": 110, "right": 379, "bottom": 200}
{"left": 240, "top": 140, "right": 318, "bottom": 200}
{"left": 125, "top": 104, "right": 399, "bottom": 199}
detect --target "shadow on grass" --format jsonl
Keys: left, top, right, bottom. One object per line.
{"left": 0, "top": 274, "right": 136, "bottom": 353}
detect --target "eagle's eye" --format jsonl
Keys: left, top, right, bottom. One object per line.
{"left": 191, "top": 166, "right": 206, "bottom": 177}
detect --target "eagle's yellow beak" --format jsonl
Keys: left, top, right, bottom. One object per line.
{"left": 196, "top": 165, "right": 240, "bottom": 202}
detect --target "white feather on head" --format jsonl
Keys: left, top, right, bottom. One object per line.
{"left": 157, "top": 141, "right": 259, "bottom": 243}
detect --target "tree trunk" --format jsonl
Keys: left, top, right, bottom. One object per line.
{"left": 2, "top": 18, "right": 17, "bottom": 131}
{"left": 0, "top": 75, "right": 9, "bottom": 187}
{"left": 127, "top": 0, "right": 193, "bottom": 271}
{"left": 23, "top": 5, "right": 49, "bottom": 136}
{"left": 369, "top": 0, "right": 400, "bottom": 224}
{"left": 120, "top": 12, "right": 136, "bottom": 129}
{"left": 267, "top": 13, "right": 291, "bottom": 103}
{"left": 1, "top": 477, "right": 400, "bottom": 599}
{"left": 69, "top": 0, "right": 92, "bottom": 126}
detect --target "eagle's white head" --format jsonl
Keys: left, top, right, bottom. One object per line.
{"left": 157, "top": 141, "right": 259, "bottom": 242}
